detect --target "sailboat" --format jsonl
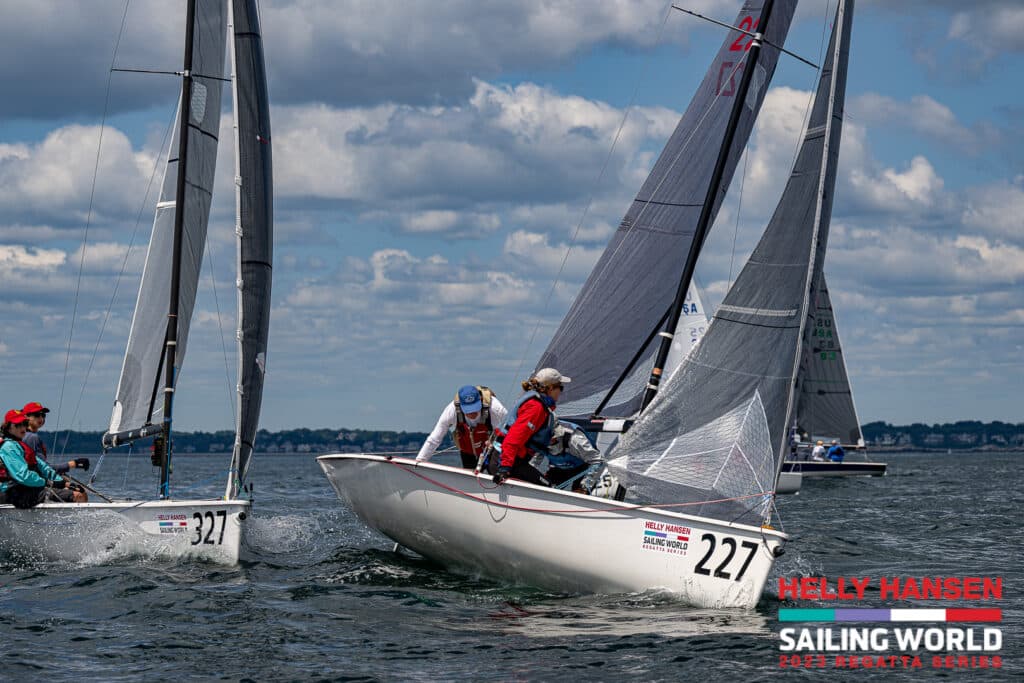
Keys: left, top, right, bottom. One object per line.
{"left": 781, "top": 271, "right": 886, "bottom": 477}
{"left": 0, "top": 0, "right": 273, "bottom": 564}
{"left": 319, "top": 0, "right": 803, "bottom": 609}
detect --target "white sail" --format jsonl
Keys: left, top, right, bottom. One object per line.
{"left": 106, "top": 1, "right": 228, "bottom": 442}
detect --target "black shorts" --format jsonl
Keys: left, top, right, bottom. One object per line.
{"left": 0, "top": 484, "right": 75, "bottom": 508}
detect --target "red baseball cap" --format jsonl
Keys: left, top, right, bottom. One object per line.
{"left": 5, "top": 409, "right": 28, "bottom": 425}
{"left": 21, "top": 402, "right": 50, "bottom": 415}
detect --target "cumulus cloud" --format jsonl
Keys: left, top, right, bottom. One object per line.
{"left": 1, "top": 0, "right": 736, "bottom": 119}
{"left": 0, "top": 244, "right": 65, "bottom": 270}
{"left": 851, "top": 93, "right": 1001, "bottom": 155}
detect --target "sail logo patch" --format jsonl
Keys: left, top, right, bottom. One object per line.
{"left": 641, "top": 520, "right": 690, "bottom": 555}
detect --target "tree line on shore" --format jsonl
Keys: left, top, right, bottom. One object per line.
{"left": 37, "top": 420, "right": 1024, "bottom": 455}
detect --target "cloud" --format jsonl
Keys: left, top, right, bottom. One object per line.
{"left": 851, "top": 93, "right": 1001, "bottom": 155}
{"left": 1, "top": 0, "right": 737, "bottom": 119}
{"left": 0, "top": 124, "right": 154, "bottom": 226}
{"left": 0, "top": 244, "right": 65, "bottom": 270}
{"left": 961, "top": 179, "right": 1024, "bottom": 241}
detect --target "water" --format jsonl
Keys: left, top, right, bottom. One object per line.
{"left": 1, "top": 451, "right": 1020, "bottom": 680}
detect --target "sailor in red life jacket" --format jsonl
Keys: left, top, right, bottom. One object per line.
{"left": 416, "top": 385, "right": 508, "bottom": 469}
{"left": 491, "top": 368, "right": 569, "bottom": 486}
{"left": 0, "top": 409, "right": 87, "bottom": 507}
{"left": 21, "top": 401, "right": 90, "bottom": 476}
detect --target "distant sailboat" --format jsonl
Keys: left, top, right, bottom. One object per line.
{"left": 321, "top": 0, "right": 811, "bottom": 609}
{"left": 781, "top": 272, "right": 886, "bottom": 477}
{"left": 0, "top": 0, "right": 273, "bottom": 563}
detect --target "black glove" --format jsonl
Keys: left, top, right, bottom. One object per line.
{"left": 492, "top": 466, "right": 511, "bottom": 485}
{"left": 48, "top": 479, "right": 68, "bottom": 490}
{"left": 74, "top": 457, "right": 91, "bottom": 471}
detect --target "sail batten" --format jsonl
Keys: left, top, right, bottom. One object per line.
{"left": 538, "top": 0, "right": 797, "bottom": 421}
{"left": 610, "top": 0, "right": 855, "bottom": 524}
{"left": 104, "top": 1, "right": 228, "bottom": 446}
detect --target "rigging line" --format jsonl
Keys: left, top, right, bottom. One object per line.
{"left": 57, "top": 106, "right": 178, "bottom": 460}
{"left": 203, "top": 230, "right": 238, "bottom": 429}
{"left": 507, "top": 0, "right": 677, "bottom": 395}
{"left": 111, "top": 67, "right": 232, "bottom": 82}
{"left": 53, "top": 0, "right": 132, "bottom": 452}
{"left": 543, "top": 7, "right": 750, "bottom": 360}
{"left": 670, "top": 4, "right": 818, "bottom": 70}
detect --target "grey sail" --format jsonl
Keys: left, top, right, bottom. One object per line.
{"left": 795, "top": 271, "right": 863, "bottom": 445}
{"left": 227, "top": 0, "right": 273, "bottom": 496}
{"left": 539, "top": 0, "right": 797, "bottom": 422}
{"left": 105, "top": 1, "right": 228, "bottom": 444}
{"left": 610, "top": 0, "right": 854, "bottom": 524}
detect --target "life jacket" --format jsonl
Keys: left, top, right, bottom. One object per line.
{"left": 0, "top": 439, "right": 38, "bottom": 482}
{"left": 495, "top": 390, "right": 556, "bottom": 460}
{"left": 452, "top": 385, "right": 494, "bottom": 456}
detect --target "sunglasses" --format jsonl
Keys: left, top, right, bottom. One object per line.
{"left": 28, "top": 412, "right": 46, "bottom": 418}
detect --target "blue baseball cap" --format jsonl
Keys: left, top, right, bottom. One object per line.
{"left": 458, "top": 385, "right": 483, "bottom": 414}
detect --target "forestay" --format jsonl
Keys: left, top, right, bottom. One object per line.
{"left": 227, "top": 0, "right": 274, "bottom": 496}
{"left": 609, "top": 0, "right": 854, "bottom": 525}
{"left": 106, "top": 2, "right": 228, "bottom": 443}
{"left": 795, "top": 272, "right": 864, "bottom": 445}
{"left": 539, "top": 0, "right": 797, "bottom": 422}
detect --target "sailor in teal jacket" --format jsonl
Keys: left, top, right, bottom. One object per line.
{"left": 0, "top": 410, "right": 68, "bottom": 505}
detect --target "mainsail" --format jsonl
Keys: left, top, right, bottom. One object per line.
{"left": 539, "top": 0, "right": 797, "bottom": 422}
{"left": 610, "top": 0, "right": 854, "bottom": 524}
{"left": 105, "top": 1, "right": 228, "bottom": 444}
{"left": 227, "top": 0, "right": 273, "bottom": 496}
{"left": 795, "top": 271, "right": 863, "bottom": 445}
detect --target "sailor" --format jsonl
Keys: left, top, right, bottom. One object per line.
{"left": 811, "top": 440, "right": 826, "bottom": 461}
{"left": 545, "top": 420, "right": 603, "bottom": 491}
{"left": 416, "top": 385, "right": 507, "bottom": 469}
{"left": 490, "top": 368, "right": 568, "bottom": 486}
{"left": 827, "top": 439, "right": 845, "bottom": 462}
{"left": 21, "top": 401, "right": 89, "bottom": 475}
{"left": 0, "top": 410, "right": 87, "bottom": 507}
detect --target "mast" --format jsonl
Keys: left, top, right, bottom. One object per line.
{"left": 158, "top": 0, "right": 198, "bottom": 499}
{"left": 639, "top": 0, "right": 777, "bottom": 412}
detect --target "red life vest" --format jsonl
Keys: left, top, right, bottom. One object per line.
{"left": 453, "top": 386, "right": 495, "bottom": 457}
{"left": 0, "top": 439, "right": 37, "bottom": 482}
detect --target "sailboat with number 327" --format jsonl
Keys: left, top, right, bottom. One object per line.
{"left": 0, "top": 0, "right": 272, "bottom": 564}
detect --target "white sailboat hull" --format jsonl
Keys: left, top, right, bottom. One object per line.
{"left": 319, "top": 454, "right": 786, "bottom": 609}
{"left": 781, "top": 460, "right": 886, "bottom": 477}
{"left": 0, "top": 499, "right": 249, "bottom": 564}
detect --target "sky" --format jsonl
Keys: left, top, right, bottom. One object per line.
{"left": 0, "top": 0, "right": 1021, "bottom": 436}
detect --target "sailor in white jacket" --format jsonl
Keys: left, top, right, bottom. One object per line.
{"left": 415, "top": 385, "right": 508, "bottom": 469}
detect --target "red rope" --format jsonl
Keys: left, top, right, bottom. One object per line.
{"left": 386, "top": 459, "right": 772, "bottom": 517}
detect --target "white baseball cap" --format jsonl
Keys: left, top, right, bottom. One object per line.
{"left": 534, "top": 368, "right": 571, "bottom": 387}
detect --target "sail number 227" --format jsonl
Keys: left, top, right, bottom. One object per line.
{"left": 693, "top": 533, "right": 758, "bottom": 581}
{"left": 192, "top": 510, "right": 228, "bottom": 545}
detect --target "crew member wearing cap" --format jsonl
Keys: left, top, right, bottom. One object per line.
{"left": 0, "top": 410, "right": 87, "bottom": 507}
{"left": 416, "top": 385, "right": 508, "bottom": 469}
{"left": 21, "top": 402, "right": 89, "bottom": 476}
{"left": 827, "top": 439, "right": 845, "bottom": 463}
{"left": 811, "top": 440, "right": 826, "bottom": 461}
{"left": 490, "top": 368, "right": 569, "bottom": 486}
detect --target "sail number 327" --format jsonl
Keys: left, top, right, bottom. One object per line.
{"left": 192, "top": 510, "right": 228, "bottom": 545}
{"left": 693, "top": 533, "right": 758, "bottom": 581}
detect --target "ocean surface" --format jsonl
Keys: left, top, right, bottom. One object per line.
{"left": 1, "top": 450, "right": 1020, "bottom": 681}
